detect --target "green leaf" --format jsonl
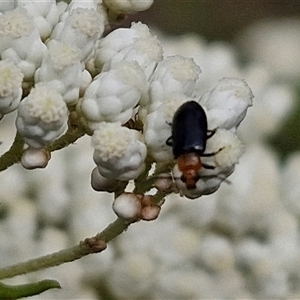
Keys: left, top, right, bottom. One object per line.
{"left": 0, "top": 279, "right": 61, "bottom": 299}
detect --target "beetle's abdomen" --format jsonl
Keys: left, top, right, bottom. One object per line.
{"left": 171, "top": 101, "right": 208, "bottom": 158}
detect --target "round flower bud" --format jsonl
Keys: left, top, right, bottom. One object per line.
{"left": 154, "top": 173, "right": 174, "bottom": 193}
{"left": 16, "top": 84, "right": 68, "bottom": 149}
{"left": 91, "top": 167, "right": 127, "bottom": 193}
{"left": 103, "top": 36, "right": 163, "bottom": 80}
{"left": 51, "top": 7, "right": 105, "bottom": 62}
{"left": 149, "top": 55, "right": 201, "bottom": 102}
{"left": 92, "top": 122, "right": 147, "bottom": 181}
{"left": 200, "top": 77, "right": 253, "bottom": 130}
{"left": 140, "top": 204, "right": 161, "bottom": 221}
{"left": 35, "top": 41, "right": 82, "bottom": 105}
{"left": 81, "top": 61, "right": 147, "bottom": 130}
{"left": 205, "top": 129, "right": 244, "bottom": 169}
{"left": 112, "top": 192, "right": 142, "bottom": 221}
{"left": 0, "top": 8, "right": 48, "bottom": 80}
{"left": 137, "top": 194, "right": 161, "bottom": 221}
{"left": 0, "top": 59, "right": 23, "bottom": 119}
{"left": 144, "top": 94, "right": 188, "bottom": 162}
{"left": 16, "top": 0, "right": 59, "bottom": 40}
{"left": 95, "top": 22, "right": 153, "bottom": 68}
{"left": 21, "top": 147, "right": 51, "bottom": 169}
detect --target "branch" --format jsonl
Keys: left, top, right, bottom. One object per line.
{"left": 0, "top": 279, "right": 60, "bottom": 299}
{"left": 0, "top": 218, "right": 129, "bottom": 280}
{"left": 0, "top": 133, "right": 24, "bottom": 172}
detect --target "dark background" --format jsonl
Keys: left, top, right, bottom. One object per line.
{"left": 134, "top": 0, "right": 300, "bottom": 41}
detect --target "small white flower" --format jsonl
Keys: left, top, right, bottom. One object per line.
{"left": 35, "top": 41, "right": 82, "bottom": 105}
{"left": 51, "top": 7, "right": 105, "bottom": 62}
{"left": 200, "top": 77, "right": 253, "bottom": 130}
{"left": 104, "top": 0, "right": 153, "bottom": 14}
{"left": 16, "top": 0, "right": 59, "bottom": 40}
{"left": 0, "top": 59, "right": 23, "bottom": 119}
{"left": 16, "top": 83, "right": 68, "bottom": 149}
{"left": 102, "top": 36, "right": 163, "bottom": 80}
{"left": 149, "top": 56, "right": 201, "bottom": 104}
{"left": 139, "top": 195, "right": 161, "bottom": 221}
{"left": 0, "top": 8, "right": 48, "bottom": 80}
{"left": 144, "top": 93, "right": 188, "bottom": 162}
{"left": 205, "top": 129, "right": 244, "bottom": 169}
{"left": 95, "top": 22, "right": 153, "bottom": 67}
{"left": 21, "top": 147, "right": 50, "bottom": 169}
{"left": 112, "top": 192, "right": 142, "bottom": 221}
{"left": 91, "top": 167, "right": 126, "bottom": 193}
{"left": 92, "top": 122, "right": 147, "bottom": 180}
{"left": 81, "top": 61, "right": 147, "bottom": 130}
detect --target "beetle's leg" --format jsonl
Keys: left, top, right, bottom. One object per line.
{"left": 166, "top": 136, "right": 173, "bottom": 146}
{"left": 202, "top": 163, "right": 215, "bottom": 169}
{"left": 206, "top": 128, "right": 217, "bottom": 139}
{"left": 201, "top": 147, "right": 224, "bottom": 157}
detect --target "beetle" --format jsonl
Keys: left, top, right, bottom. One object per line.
{"left": 166, "top": 100, "right": 219, "bottom": 189}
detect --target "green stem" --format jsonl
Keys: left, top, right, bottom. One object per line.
{"left": 0, "top": 133, "right": 24, "bottom": 172}
{"left": 0, "top": 218, "right": 129, "bottom": 280}
{"left": 0, "top": 112, "right": 87, "bottom": 172}
{"left": 0, "top": 279, "right": 60, "bottom": 299}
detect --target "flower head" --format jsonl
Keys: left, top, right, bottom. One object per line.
{"left": 92, "top": 122, "right": 147, "bottom": 180}
{"left": 16, "top": 83, "right": 68, "bottom": 149}
{"left": 0, "top": 59, "right": 23, "bottom": 118}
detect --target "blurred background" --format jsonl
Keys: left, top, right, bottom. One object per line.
{"left": 130, "top": 0, "right": 300, "bottom": 158}
{"left": 135, "top": 0, "right": 300, "bottom": 41}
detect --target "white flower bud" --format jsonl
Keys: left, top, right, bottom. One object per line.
{"left": 205, "top": 129, "right": 244, "bottom": 169}
{"left": 103, "top": 36, "right": 163, "bottom": 80}
{"left": 144, "top": 94, "right": 188, "bottom": 162}
{"left": 81, "top": 61, "right": 147, "bottom": 130}
{"left": 16, "top": 84, "right": 68, "bottom": 149}
{"left": 35, "top": 41, "right": 82, "bottom": 105}
{"left": 21, "top": 147, "right": 50, "bottom": 169}
{"left": 0, "top": 59, "right": 23, "bottom": 119}
{"left": 92, "top": 122, "right": 147, "bottom": 181}
{"left": 140, "top": 204, "right": 161, "bottom": 221}
{"left": 16, "top": 0, "right": 59, "bottom": 40}
{"left": 0, "top": 8, "right": 48, "bottom": 80}
{"left": 91, "top": 167, "right": 126, "bottom": 193}
{"left": 154, "top": 173, "right": 174, "bottom": 193}
{"left": 201, "top": 77, "right": 253, "bottom": 130}
{"left": 139, "top": 195, "right": 161, "bottom": 221}
{"left": 95, "top": 22, "right": 153, "bottom": 67}
{"left": 112, "top": 192, "right": 142, "bottom": 221}
{"left": 149, "top": 56, "right": 201, "bottom": 102}
{"left": 51, "top": 7, "right": 105, "bottom": 62}
{"left": 104, "top": 0, "right": 153, "bottom": 14}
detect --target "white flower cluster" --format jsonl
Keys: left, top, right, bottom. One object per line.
{"left": 0, "top": 1, "right": 252, "bottom": 200}
{"left": 0, "top": 0, "right": 154, "bottom": 169}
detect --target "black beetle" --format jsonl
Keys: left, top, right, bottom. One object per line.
{"left": 167, "top": 101, "right": 217, "bottom": 189}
